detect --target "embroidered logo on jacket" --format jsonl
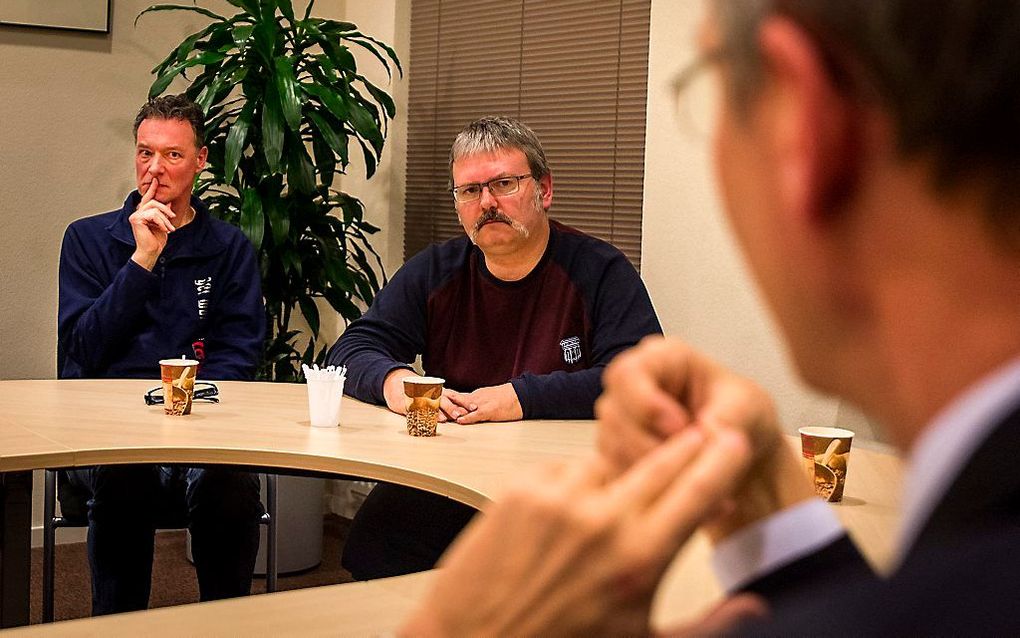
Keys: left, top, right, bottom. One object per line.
{"left": 559, "top": 336, "right": 582, "bottom": 365}
{"left": 194, "top": 276, "right": 213, "bottom": 318}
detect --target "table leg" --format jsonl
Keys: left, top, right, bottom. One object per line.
{"left": 0, "top": 471, "right": 32, "bottom": 627}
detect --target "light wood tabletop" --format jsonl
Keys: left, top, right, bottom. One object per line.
{"left": 0, "top": 379, "right": 903, "bottom": 635}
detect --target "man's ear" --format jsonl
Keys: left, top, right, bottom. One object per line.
{"left": 758, "top": 17, "right": 861, "bottom": 225}
{"left": 197, "top": 145, "right": 209, "bottom": 171}
{"left": 538, "top": 172, "right": 553, "bottom": 210}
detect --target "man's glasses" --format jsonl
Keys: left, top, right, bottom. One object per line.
{"left": 144, "top": 382, "right": 220, "bottom": 405}
{"left": 671, "top": 47, "right": 727, "bottom": 140}
{"left": 451, "top": 174, "right": 534, "bottom": 203}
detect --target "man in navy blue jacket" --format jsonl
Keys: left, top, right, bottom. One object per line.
{"left": 57, "top": 94, "right": 265, "bottom": 616}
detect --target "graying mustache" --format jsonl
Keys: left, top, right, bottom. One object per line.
{"left": 473, "top": 209, "right": 516, "bottom": 233}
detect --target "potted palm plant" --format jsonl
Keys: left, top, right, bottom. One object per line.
{"left": 138, "top": 0, "right": 401, "bottom": 381}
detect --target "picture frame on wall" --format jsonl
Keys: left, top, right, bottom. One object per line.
{"left": 0, "top": 0, "right": 111, "bottom": 34}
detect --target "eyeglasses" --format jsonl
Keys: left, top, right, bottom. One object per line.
{"left": 144, "top": 382, "right": 220, "bottom": 405}
{"left": 671, "top": 47, "right": 727, "bottom": 139}
{"left": 450, "top": 174, "right": 534, "bottom": 203}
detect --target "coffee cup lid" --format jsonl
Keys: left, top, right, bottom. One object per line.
{"left": 160, "top": 358, "right": 200, "bottom": 367}
{"left": 798, "top": 426, "right": 854, "bottom": 438}
{"left": 404, "top": 376, "right": 444, "bottom": 385}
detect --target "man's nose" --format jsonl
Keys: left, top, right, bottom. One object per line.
{"left": 147, "top": 155, "right": 163, "bottom": 174}
{"left": 479, "top": 184, "right": 498, "bottom": 209}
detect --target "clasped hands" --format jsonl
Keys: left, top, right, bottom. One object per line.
{"left": 402, "top": 336, "right": 810, "bottom": 636}
{"left": 383, "top": 369, "right": 523, "bottom": 424}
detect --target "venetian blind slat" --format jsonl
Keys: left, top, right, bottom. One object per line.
{"left": 404, "top": 0, "right": 651, "bottom": 269}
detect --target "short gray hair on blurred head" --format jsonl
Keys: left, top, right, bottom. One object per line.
{"left": 449, "top": 116, "right": 550, "bottom": 185}
{"left": 712, "top": 0, "right": 1020, "bottom": 246}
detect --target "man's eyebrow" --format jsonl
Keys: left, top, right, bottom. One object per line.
{"left": 135, "top": 143, "right": 186, "bottom": 152}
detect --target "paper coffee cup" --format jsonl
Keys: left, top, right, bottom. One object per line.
{"left": 799, "top": 426, "right": 854, "bottom": 502}
{"left": 160, "top": 358, "right": 199, "bottom": 416}
{"left": 403, "top": 376, "right": 444, "bottom": 437}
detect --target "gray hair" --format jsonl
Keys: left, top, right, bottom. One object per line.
{"left": 133, "top": 93, "right": 205, "bottom": 148}
{"left": 713, "top": 0, "right": 1020, "bottom": 243}
{"left": 449, "top": 116, "right": 551, "bottom": 186}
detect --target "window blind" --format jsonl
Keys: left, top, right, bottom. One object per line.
{"left": 404, "top": 0, "right": 652, "bottom": 268}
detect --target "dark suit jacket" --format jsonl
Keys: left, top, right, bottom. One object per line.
{"left": 736, "top": 405, "right": 1020, "bottom": 636}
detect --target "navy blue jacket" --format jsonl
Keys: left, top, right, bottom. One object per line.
{"left": 58, "top": 191, "right": 264, "bottom": 380}
{"left": 327, "top": 221, "right": 661, "bottom": 419}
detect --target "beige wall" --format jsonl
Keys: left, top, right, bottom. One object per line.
{"left": 641, "top": 1, "right": 878, "bottom": 439}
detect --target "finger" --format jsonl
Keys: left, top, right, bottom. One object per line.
{"left": 139, "top": 210, "right": 175, "bottom": 234}
{"left": 138, "top": 199, "right": 177, "bottom": 219}
{"left": 444, "top": 390, "right": 475, "bottom": 411}
{"left": 697, "top": 376, "right": 777, "bottom": 453}
{"left": 595, "top": 395, "right": 668, "bottom": 471}
{"left": 133, "top": 208, "right": 175, "bottom": 235}
{"left": 540, "top": 454, "right": 611, "bottom": 496}
{"left": 644, "top": 428, "right": 753, "bottom": 550}
{"left": 139, "top": 178, "right": 158, "bottom": 207}
{"left": 455, "top": 406, "right": 488, "bottom": 425}
{"left": 603, "top": 427, "right": 707, "bottom": 512}
{"left": 602, "top": 343, "right": 693, "bottom": 438}
{"left": 440, "top": 395, "right": 466, "bottom": 420}
{"left": 550, "top": 453, "right": 603, "bottom": 492}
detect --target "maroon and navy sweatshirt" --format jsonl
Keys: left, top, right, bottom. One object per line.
{"left": 327, "top": 220, "right": 661, "bottom": 419}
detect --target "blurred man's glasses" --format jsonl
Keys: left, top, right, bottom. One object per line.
{"left": 451, "top": 174, "right": 534, "bottom": 203}
{"left": 672, "top": 47, "right": 726, "bottom": 140}
{"left": 144, "top": 382, "right": 220, "bottom": 405}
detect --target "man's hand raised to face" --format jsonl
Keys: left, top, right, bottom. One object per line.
{"left": 129, "top": 179, "right": 177, "bottom": 271}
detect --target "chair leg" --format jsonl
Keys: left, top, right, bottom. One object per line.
{"left": 42, "top": 470, "right": 58, "bottom": 623}
{"left": 265, "top": 474, "right": 278, "bottom": 593}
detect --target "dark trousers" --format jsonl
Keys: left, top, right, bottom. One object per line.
{"left": 64, "top": 464, "right": 263, "bottom": 616}
{"left": 341, "top": 482, "right": 477, "bottom": 580}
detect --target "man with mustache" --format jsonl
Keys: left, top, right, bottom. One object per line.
{"left": 327, "top": 115, "right": 661, "bottom": 580}
{"left": 57, "top": 94, "right": 265, "bottom": 615}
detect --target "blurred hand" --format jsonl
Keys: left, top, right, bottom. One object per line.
{"left": 658, "top": 593, "right": 770, "bottom": 637}
{"left": 129, "top": 179, "right": 176, "bottom": 271}
{"left": 400, "top": 426, "right": 753, "bottom": 637}
{"left": 596, "top": 336, "right": 813, "bottom": 540}
{"left": 442, "top": 383, "right": 523, "bottom": 424}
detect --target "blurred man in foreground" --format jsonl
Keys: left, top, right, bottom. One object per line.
{"left": 400, "top": 1, "right": 1020, "bottom": 634}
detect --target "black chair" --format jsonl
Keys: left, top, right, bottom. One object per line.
{"left": 41, "top": 469, "right": 278, "bottom": 623}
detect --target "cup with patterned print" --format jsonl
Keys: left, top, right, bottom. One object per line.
{"left": 799, "top": 427, "right": 855, "bottom": 502}
{"left": 403, "top": 376, "right": 444, "bottom": 437}
{"left": 160, "top": 358, "right": 199, "bottom": 416}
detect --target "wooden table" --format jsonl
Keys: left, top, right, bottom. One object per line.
{"left": 0, "top": 379, "right": 903, "bottom": 635}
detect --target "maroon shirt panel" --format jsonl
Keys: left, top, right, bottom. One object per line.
{"left": 424, "top": 250, "right": 590, "bottom": 392}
